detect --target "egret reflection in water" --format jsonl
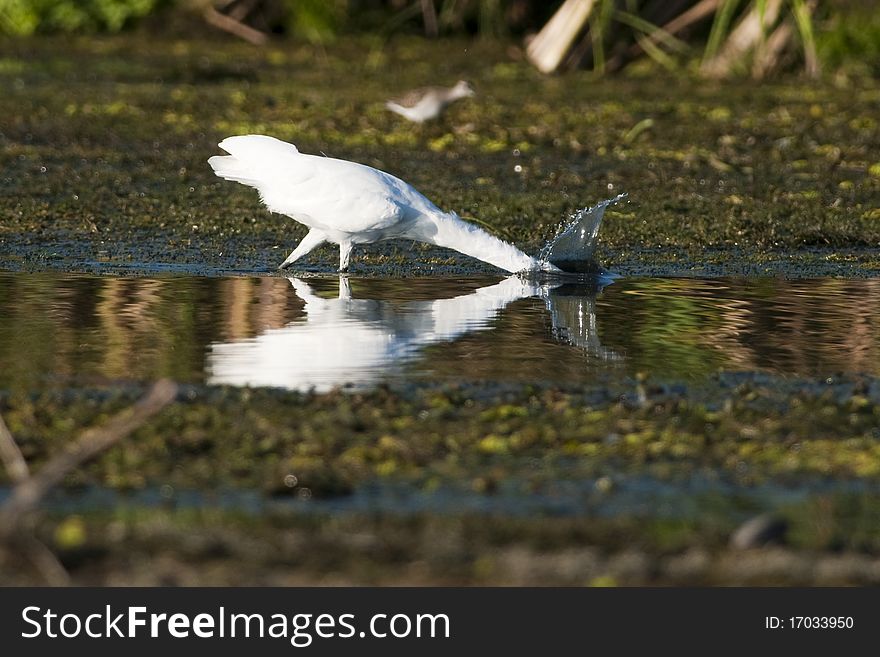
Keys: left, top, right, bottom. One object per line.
{"left": 207, "top": 275, "right": 617, "bottom": 391}
{"left": 543, "top": 283, "right": 622, "bottom": 362}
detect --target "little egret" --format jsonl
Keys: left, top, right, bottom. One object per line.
{"left": 385, "top": 80, "right": 475, "bottom": 123}
{"left": 209, "top": 134, "right": 551, "bottom": 273}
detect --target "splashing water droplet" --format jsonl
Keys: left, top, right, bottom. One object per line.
{"left": 539, "top": 193, "right": 627, "bottom": 274}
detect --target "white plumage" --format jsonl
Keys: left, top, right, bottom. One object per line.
{"left": 209, "top": 135, "right": 548, "bottom": 273}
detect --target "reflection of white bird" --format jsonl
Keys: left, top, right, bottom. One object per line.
{"left": 385, "top": 80, "right": 475, "bottom": 123}
{"left": 208, "top": 135, "right": 553, "bottom": 273}
{"left": 208, "top": 275, "right": 547, "bottom": 392}
{"left": 544, "top": 283, "right": 622, "bottom": 361}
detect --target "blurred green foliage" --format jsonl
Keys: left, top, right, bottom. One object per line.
{"left": 1, "top": 1, "right": 878, "bottom": 78}
{"left": 0, "top": 0, "right": 161, "bottom": 35}
{"left": 0, "top": 0, "right": 351, "bottom": 42}
{"left": 284, "top": 0, "right": 347, "bottom": 43}
{"left": 817, "top": 7, "right": 880, "bottom": 74}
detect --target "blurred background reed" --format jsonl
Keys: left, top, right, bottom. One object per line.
{"left": 1, "top": 1, "right": 877, "bottom": 78}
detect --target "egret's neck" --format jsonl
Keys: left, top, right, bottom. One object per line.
{"left": 411, "top": 212, "right": 540, "bottom": 274}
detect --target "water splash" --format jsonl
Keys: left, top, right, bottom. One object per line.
{"left": 539, "top": 193, "right": 627, "bottom": 273}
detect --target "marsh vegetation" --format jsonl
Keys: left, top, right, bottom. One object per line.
{"left": 1, "top": 3, "right": 879, "bottom": 584}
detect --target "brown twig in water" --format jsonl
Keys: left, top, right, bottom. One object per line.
{"left": 420, "top": 0, "right": 439, "bottom": 38}
{"left": 15, "top": 534, "right": 71, "bottom": 586}
{"left": 204, "top": 6, "right": 268, "bottom": 45}
{"left": 0, "top": 379, "right": 178, "bottom": 540}
{"left": 227, "top": 0, "right": 260, "bottom": 23}
{"left": 0, "top": 412, "right": 29, "bottom": 485}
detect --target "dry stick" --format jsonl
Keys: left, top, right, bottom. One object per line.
{"left": 0, "top": 379, "right": 178, "bottom": 538}
{"left": 0, "top": 412, "right": 65, "bottom": 585}
{"left": 18, "top": 534, "right": 71, "bottom": 586}
{"left": 0, "top": 412, "right": 29, "bottom": 484}
{"left": 204, "top": 6, "right": 268, "bottom": 45}
{"left": 228, "top": 0, "right": 260, "bottom": 23}
{"left": 526, "top": 0, "right": 596, "bottom": 74}
{"left": 752, "top": 18, "right": 793, "bottom": 79}
{"left": 420, "top": 0, "right": 439, "bottom": 38}
{"left": 701, "top": 0, "right": 784, "bottom": 78}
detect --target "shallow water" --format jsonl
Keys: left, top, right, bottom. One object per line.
{"left": 2, "top": 271, "right": 879, "bottom": 392}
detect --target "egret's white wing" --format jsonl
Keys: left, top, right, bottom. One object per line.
{"left": 210, "top": 135, "right": 431, "bottom": 234}
{"left": 283, "top": 155, "right": 414, "bottom": 233}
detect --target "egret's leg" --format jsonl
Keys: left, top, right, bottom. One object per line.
{"left": 279, "top": 229, "right": 326, "bottom": 269}
{"left": 339, "top": 242, "right": 353, "bottom": 272}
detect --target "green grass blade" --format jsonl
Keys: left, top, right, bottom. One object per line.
{"left": 790, "top": 0, "right": 820, "bottom": 76}
{"left": 703, "top": 0, "right": 743, "bottom": 64}
{"left": 613, "top": 10, "right": 692, "bottom": 56}
{"left": 756, "top": 0, "right": 769, "bottom": 45}
{"left": 634, "top": 33, "right": 681, "bottom": 72}
{"left": 591, "top": 0, "right": 616, "bottom": 75}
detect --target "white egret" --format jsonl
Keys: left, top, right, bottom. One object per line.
{"left": 209, "top": 134, "right": 552, "bottom": 273}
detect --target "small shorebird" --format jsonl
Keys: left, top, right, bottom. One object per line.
{"left": 385, "top": 80, "right": 475, "bottom": 123}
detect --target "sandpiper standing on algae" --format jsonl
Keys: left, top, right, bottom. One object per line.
{"left": 385, "top": 80, "right": 475, "bottom": 123}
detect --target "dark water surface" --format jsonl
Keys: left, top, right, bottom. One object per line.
{"left": 2, "top": 271, "right": 878, "bottom": 392}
